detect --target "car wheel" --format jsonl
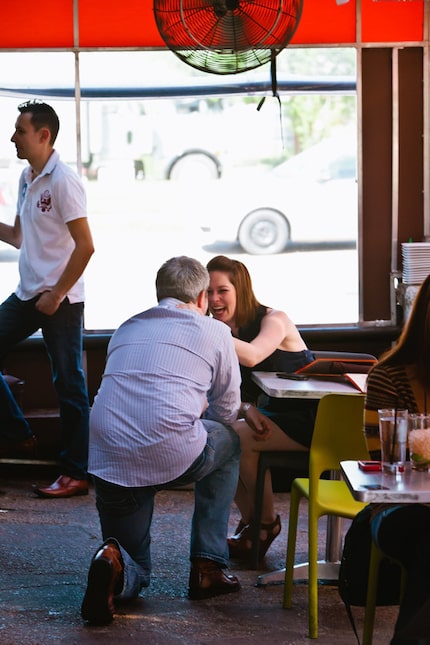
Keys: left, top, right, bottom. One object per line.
{"left": 166, "top": 149, "right": 222, "bottom": 181}
{"left": 238, "top": 208, "right": 290, "bottom": 255}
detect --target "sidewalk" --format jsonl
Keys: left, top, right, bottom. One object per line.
{"left": 0, "top": 468, "right": 397, "bottom": 644}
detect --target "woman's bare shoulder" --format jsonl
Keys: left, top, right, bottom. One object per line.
{"left": 264, "top": 308, "right": 304, "bottom": 341}
{"left": 265, "top": 308, "right": 296, "bottom": 327}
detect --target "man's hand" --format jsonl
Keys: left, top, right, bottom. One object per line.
{"left": 243, "top": 405, "right": 273, "bottom": 441}
{"left": 35, "top": 290, "right": 63, "bottom": 316}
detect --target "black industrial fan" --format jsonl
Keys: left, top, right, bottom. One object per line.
{"left": 153, "top": 0, "right": 304, "bottom": 75}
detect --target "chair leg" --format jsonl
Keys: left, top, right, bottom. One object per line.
{"left": 363, "top": 543, "right": 406, "bottom": 645}
{"left": 283, "top": 483, "right": 301, "bottom": 609}
{"left": 362, "top": 541, "right": 382, "bottom": 645}
{"left": 308, "top": 510, "right": 320, "bottom": 639}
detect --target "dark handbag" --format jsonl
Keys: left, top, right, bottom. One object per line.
{"left": 338, "top": 504, "right": 402, "bottom": 643}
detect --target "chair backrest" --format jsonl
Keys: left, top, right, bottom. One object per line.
{"left": 312, "top": 351, "right": 377, "bottom": 361}
{"left": 309, "top": 393, "right": 369, "bottom": 497}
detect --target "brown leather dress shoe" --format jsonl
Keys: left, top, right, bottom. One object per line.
{"left": 189, "top": 557, "right": 241, "bottom": 600}
{"left": 33, "top": 475, "right": 88, "bottom": 498}
{"left": 81, "top": 542, "right": 124, "bottom": 625}
{"left": 0, "top": 434, "right": 37, "bottom": 459}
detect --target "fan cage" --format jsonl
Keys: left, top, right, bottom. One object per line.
{"left": 175, "top": 47, "right": 283, "bottom": 74}
{"left": 154, "top": 0, "right": 303, "bottom": 75}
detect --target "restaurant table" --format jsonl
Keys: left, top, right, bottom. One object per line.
{"left": 251, "top": 371, "right": 363, "bottom": 586}
{"left": 341, "top": 460, "right": 430, "bottom": 503}
{"left": 252, "top": 371, "right": 362, "bottom": 399}
{"left": 341, "top": 460, "right": 430, "bottom": 645}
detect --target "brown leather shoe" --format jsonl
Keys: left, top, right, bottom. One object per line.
{"left": 81, "top": 542, "right": 124, "bottom": 625}
{"left": 33, "top": 475, "right": 88, "bottom": 498}
{"left": 0, "top": 434, "right": 37, "bottom": 459}
{"left": 189, "top": 557, "right": 241, "bottom": 600}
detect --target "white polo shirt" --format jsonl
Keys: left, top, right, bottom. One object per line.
{"left": 15, "top": 150, "right": 87, "bottom": 302}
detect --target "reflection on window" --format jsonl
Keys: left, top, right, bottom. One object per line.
{"left": 0, "top": 49, "right": 357, "bottom": 330}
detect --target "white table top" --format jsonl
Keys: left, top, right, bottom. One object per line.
{"left": 341, "top": 460, "right": 430, "bottom": 503}
{"left": 251, "top": 371, "right": 361, "bottom": 399}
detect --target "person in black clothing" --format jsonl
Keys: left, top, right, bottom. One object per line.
{"left": 370, "top": 503, "right": 430, "bottom": 644}
{"left": 207, "top": 255, "right": 317, "bottom": 561}
{"left": 364, "top": 275, "right": 430, "bottom": 644}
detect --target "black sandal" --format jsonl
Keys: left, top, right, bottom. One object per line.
{"left": 228, "top": 515, "right": 281, "bottom": 561}
{"left": 258, "top": 514, "right": 281, "bottom": 559}
{"left": 234, "top": 519, "right": 246, "bottom": 535}
{"left": 227, "top": 524, "right": 253, "bottom": 560}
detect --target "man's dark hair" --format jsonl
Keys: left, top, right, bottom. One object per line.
{"left": 18, "top": 100, "right": 60, "bottom": 145}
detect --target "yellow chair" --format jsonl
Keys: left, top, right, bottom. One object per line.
{"left": 283, "top": 393, "right": 369, "bottom": 639}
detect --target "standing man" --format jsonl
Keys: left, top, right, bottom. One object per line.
{"left": 81, "top": 256, "right": 271, "bottom": 625}
{"left": 0, "top": 100, "right": 94, "bottom": 498}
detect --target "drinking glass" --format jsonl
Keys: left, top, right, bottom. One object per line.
{"left": 378, "top": 409, "right": 408, "bottom": 473}
{"left": 408, "top": 413, "right": 430, "bottom": 471}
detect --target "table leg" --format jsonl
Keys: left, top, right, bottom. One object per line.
{"left": 325, "top": 513, "right": 343, "bottom": 561}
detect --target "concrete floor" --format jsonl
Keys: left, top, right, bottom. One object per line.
{"left": 0, "top": 467, "right": 397, "bottom": 645}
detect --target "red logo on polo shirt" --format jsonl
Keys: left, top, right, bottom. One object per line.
{"left": 37, "top": 190, "right": 52, "bottom": 213}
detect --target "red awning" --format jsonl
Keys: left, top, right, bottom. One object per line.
{"left": 0, "top": 0, "right": 424, "bottom": 49}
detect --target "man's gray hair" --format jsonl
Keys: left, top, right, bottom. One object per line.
{"left": 156, "top": 256, "right": 210, "bottom": 303}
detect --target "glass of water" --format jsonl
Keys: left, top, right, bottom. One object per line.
{"left": 378, "top": 409, "right": 408, "bottom": 473}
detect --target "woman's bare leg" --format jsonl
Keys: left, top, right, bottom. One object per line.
{"left": 232, "top": 418, "right": 307, "bottom": 525}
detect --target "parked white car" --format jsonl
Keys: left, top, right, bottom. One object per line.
{"left": 200, "top": 130, "right": 358, "bottom": 254}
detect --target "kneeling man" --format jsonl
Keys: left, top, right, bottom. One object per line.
{"left": 82, "top": 256, "right": 244, "bottom": 625}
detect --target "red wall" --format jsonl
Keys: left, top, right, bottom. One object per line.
{"left": 0, "top": 0, "right": 424, "bottom": 49}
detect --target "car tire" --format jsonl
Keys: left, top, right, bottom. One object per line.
{"left": 238, "top": 208, "right": 291, "bottom": 255}
{"left": 166, "top": 149, "right": 222, "bottom": 181}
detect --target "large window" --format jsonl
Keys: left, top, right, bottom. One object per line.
{"left": 0, "top": 49, "right": 357, "bottom": 330}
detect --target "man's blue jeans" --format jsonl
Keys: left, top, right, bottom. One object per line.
{"left": 91, "top": 419, "right": 241, "bottom": 600}
{"left": 0, "top": 372, "right": 32, "bottom": 438}
{"left": 0, "top": 293, "right": 89, "bottom": 479}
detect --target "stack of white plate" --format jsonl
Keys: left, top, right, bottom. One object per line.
{"left": 401, "top": 242, "right": 430, "bottom": 284}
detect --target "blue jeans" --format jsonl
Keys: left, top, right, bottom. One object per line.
{"left": 0, "top": 293, "right": 89, "bottom": 479}
{"left": 91, "top": 419, "right": 241, "bottom": 600}
{"left": 0, "top": 372, "right": 32, "bottom": 438}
